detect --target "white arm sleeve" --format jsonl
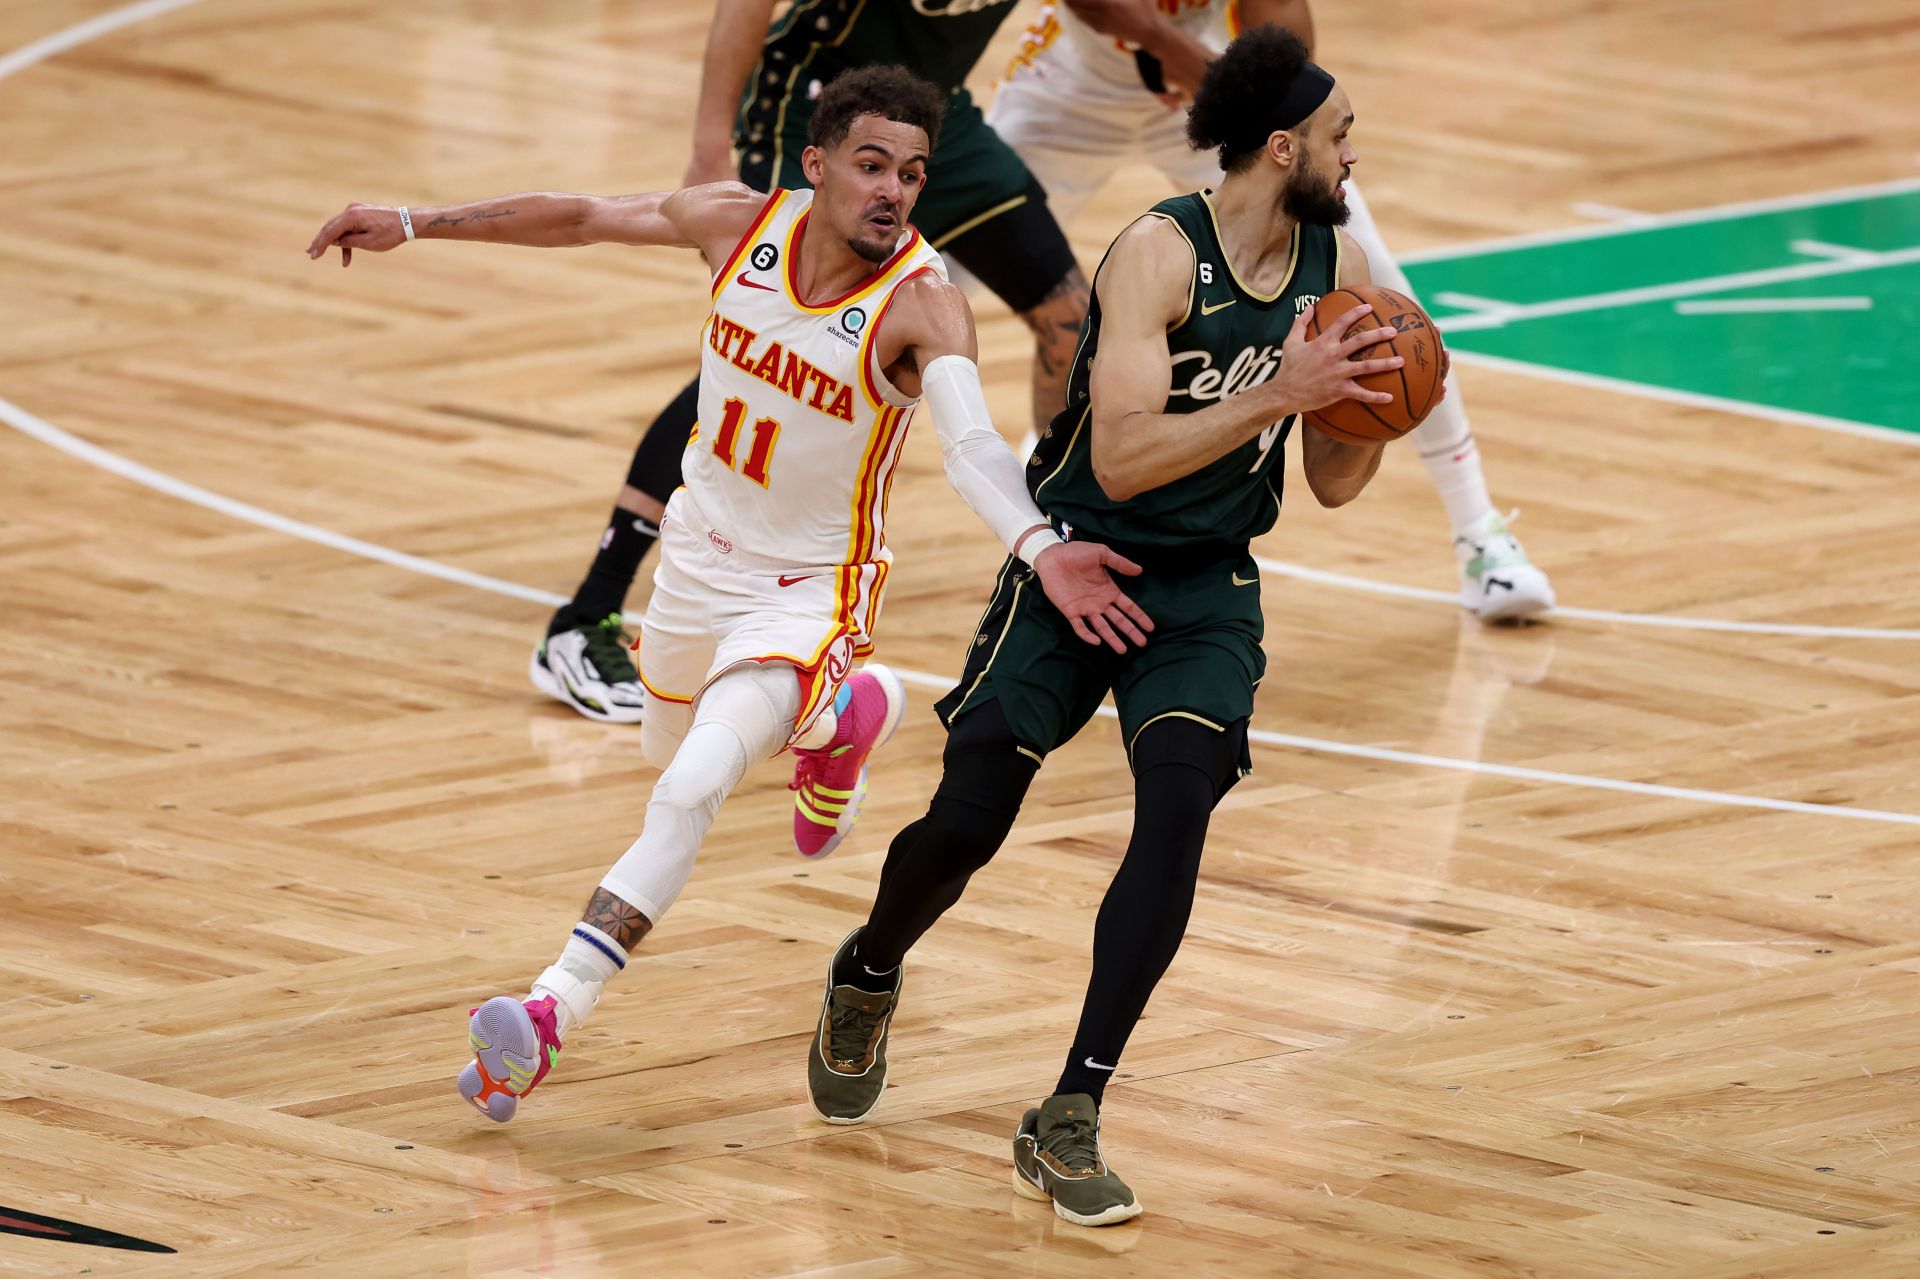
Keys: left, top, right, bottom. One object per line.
{"left": 921, "top": 354, "right": 1063, "bottom": 566}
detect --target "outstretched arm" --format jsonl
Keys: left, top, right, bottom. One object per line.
{"left": 879, "top": 273, "right": 1155, "bottom": 652}
{"left": 306, "top": 182, "right": 766, "bottom": 268}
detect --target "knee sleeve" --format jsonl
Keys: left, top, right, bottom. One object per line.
{"left": 599, "top": 666, "right": 802, "bottom": 923}
{"left": 1130, "top": 715, "right": 1248, "bottom": 807}
{"left": 640, "top": 695, "right": 692, "bottom": 771}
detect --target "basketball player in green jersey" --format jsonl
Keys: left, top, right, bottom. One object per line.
{"left": 530, "top": 0, "right": 1090, "bottom": 726}
{"left": 802, "top": 28, "right": 1408, "bottom": 1225}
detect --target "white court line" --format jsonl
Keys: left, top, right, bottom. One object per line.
{"left": 1435, "top": 245, "right": 1920, "bottom": 333}
{"left": 1400, "top": 176, "right": 1920, "bottom": 264}
{"left": 0, "top": 0, "right": 204, "bottom": 79}
{"left": 1446, "top": 349, "right": 1920, "bottom": 452}
{"left": 1791, "top": 240, "right": 1877, "bottom": 262}
{"left": 1569, "top": 202, "right": 1656, "bottom": 226}
{"left": 883, "top": 671, "right": 1920, "bottom": 829}
{"left": 8, "top": 396, "right": 1920, "bottom": 827}
{"left": 1250, "top": 554, "right": 1920, "bottom": 641}
{"left": 0, "top": 396, "right": 569, "bottom": 607}
{"left": 5, "top": 0, "right": 1920, "bottom": 830}
{"left": 1429, "top": 291, "right": 1523, "bottom": 318}
{"left": 1674, "top": 297, "right": 1872, "bottom": 315}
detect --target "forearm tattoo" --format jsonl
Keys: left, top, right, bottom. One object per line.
{"left": 582, "top": 886, "right": 653, "bottom": 952}
{"left": 1026, "top": 268, "right": 1092, "bottom": 383}
{"left": 422, "top": 209, "right": 517, "bottom": 230}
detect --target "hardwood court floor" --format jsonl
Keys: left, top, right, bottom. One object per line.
{"left": 3, "top": 1, "right": 1920, "bottom": 1275}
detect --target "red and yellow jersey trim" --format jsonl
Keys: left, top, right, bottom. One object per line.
{"left": 782, "top": 209, "right": 925, "bottom": 315}
{"left": 1224, "top": 0, "right": 1243, "bottom": 38}
{"left": 637, "top": 667, "right": 695, "bottom": 705}
{"left": 711, "top": 190, "right": 788, "bottom": 302}
{"left": 857, "top": 264, "right": 939, "bottom": 411}
{"left": 841, "top": 403, "right": 912, "bottom": 564}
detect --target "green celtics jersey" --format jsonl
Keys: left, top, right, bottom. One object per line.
{"left": 742, "top": 0, "right": 1021, "bottom": 136}
{"left": 1030, "top": 191, "right": 1342, "bottom": 551}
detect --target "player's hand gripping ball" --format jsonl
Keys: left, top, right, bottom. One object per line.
{"left": 1303, "top": 285, "right": 1449, "bottom": 443}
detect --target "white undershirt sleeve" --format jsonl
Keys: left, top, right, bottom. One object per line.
{"left": 920, "top": 354, "right": 1063, "bottom": 567}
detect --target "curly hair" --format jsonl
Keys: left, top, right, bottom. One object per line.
{"left": 1186, "top": 26, "right": 1316, "bottom": 173}
{"left": 808, "top": 65, "right": 946, "bottom": 155}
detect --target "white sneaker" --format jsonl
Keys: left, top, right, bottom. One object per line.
{"left": 1455, "top": 511, "right": 1555, "bottom": 622}
{"left": 529, "top": 615, "right": 646, "bottom": 723}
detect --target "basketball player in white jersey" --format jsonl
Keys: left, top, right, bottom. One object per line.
{"left": 990, "top": 0, "right": 1556, "bottom": 621}
{"left": 307, "top": 66, "right": 1152, "bottom": 1122}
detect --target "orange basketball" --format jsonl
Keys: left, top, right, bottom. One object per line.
{"left": 1301, "top": 285, "right": 1447, "bottom": 444}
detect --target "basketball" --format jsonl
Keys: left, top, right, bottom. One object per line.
{"left": 1301, "top": 285, "right": 1448, "bottom": 443}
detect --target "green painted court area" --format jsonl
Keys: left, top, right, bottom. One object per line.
{"left": 1400, "top": 182, "right": 1920, "bottom": 434}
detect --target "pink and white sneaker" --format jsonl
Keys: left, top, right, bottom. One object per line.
{"left": 789, "top": 664, "right": 907, "bottom": 858}
{"left": 458, "top": 994, "right": 563, "bottom": 1123}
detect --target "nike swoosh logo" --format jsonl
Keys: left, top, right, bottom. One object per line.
{"left": 736, "top": 272, "right": 777, "bottom": 292}
{"left": 1231, "top": 572, "right": 1257, "bottom": 587}
{"left": 777, "top": 574, "right": 814, "bottom": 587}
{"left": 1083, "top": 1057, "right": 1117, "bottom": 1070}
{"left": 1200, "top": 297, "right": 1236, "bottom": 315}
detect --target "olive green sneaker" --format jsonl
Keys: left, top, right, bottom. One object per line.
{"left": 806, "top": 928, "right": 902, "bottom": 1124}
{"left": 1011, "top": 1093, "right": 1142, "bottom": 1226}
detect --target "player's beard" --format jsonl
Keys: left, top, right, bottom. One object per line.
{"left": 847, "top": 231, "right": 896, "bottom": 264}
{"left": 1282, "top": 153, "right": 1350, "bottom": 227}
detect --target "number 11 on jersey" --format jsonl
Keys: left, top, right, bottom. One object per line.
{"left": 713, "top": 396, "right": 781, "bottom": 487}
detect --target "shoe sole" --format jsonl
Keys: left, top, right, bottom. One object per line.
{"left": 459, "top": 996, "right": 539, "bottom": 1123}
{"left": 1010, "top": 1165, "right": 1143, "bottom": 1226}
{"left": 807, "top": 931, "right": 898, "bottom": 1126}
{"left": 798, "top": 664, "right": 908, "bottom": 861}
{"left": 529, "top": 646, "right": 645, "bottom": 725}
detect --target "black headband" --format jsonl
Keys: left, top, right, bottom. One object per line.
{"left": 1275, "top": 60, "right": 1335, "bottom": 130}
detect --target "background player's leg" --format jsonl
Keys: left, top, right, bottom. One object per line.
{"left": 1052, "top": 716, "right": 1244, "bottom": 1104}
{"left": 1341, "top": 186, "right": 1555, "bottom": 621}
{"left": 939, "top": 182, "right": 1089, "bottom": 435}
{"left": 530, "top": 378, "right": 696, "bottom": 720}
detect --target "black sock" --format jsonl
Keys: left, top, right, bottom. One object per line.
{"left": 1054, "top": 1047, "right": 1119, "bottom": 1107}
{"left": 550, "top": 507, "right": 657, "bottom": 635}
{"left": 831, "top": 939, "right": 898, "bottom": 994}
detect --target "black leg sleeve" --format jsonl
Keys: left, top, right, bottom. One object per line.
{"left": 852, "top": 701, "right": 1040, "bottom": 972}
{"left": 1053, "top": 716, "right": 1247, "bottom": 1104}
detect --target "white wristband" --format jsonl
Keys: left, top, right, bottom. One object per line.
{"left": 397, "top": 206, "right": 415, "bottom": 242}
{"left": 1015, "top": 526, "right": 1063, "bottom": 568}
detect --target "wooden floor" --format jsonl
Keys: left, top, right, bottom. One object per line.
{"left": 5, "top": 1, "right": 1920, "bottom": 1274}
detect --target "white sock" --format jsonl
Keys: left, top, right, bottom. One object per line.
{"left": 1409, "top": 391, "right": 1496, "bottom": 537}
{"left": 530, "top": 922, "right": 623, "bottom": 1038}
{"left": 1337, "top": 180, "right": 1499, "bottom": 540}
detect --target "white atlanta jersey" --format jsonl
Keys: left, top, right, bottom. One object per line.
{"left": 687, "top": 187, "right": 946, "bottom": 571}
